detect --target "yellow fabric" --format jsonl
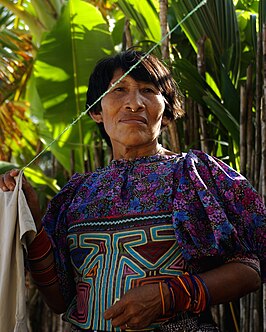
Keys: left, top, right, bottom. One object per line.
{"left": 0, "top": 172, "right": 36, "bottom": 332}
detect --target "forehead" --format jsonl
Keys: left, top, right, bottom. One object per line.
{"left": 109, "top": 68, "right": 154, "bottom": 86}
{"left": 110, "top": 68, "right": 126, "bottom": 82}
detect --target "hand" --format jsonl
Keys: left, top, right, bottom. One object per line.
{"left": 0, "top": 169, "right": 42, "bottom": 230}
{"left": 104, "top": 283, "right": 168, "bottom": 330}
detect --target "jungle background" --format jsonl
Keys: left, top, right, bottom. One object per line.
{"left": 0, "top": 0, "right": 265, "bottom": 331}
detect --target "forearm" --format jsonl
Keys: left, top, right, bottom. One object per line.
{"left": 198, "top": 262, "right": 261, "bottom": 305}
{"left": 34, "top": 269, "right": 68, "bottom": 314}
{"left": 27, "top": 227, "right": 68, "bottom": 314}
{"left": 161, "top": 262, "right": 261, "bottom": 318}
{"left": 103, "top": 264, "right": 261, "bottom": 330}
{"left": 0, "top": 170, "right": 69, "bottom": 313}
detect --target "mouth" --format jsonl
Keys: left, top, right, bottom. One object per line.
{"left": 119, "top": 116, "right": 147, "bottom": 125}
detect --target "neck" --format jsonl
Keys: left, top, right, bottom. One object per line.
{"left": 112, "top": 142, "right": 164, "bottom": 161}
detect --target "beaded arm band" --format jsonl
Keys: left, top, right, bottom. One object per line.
{"left": 27, "top": 227, "right": 51, "bottom": 260}
{"left": 27, "top": 226, "right": 58, "bottom": 287}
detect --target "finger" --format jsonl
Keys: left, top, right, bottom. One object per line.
{"left": 4, "top": 173, "right": 16, "bottom": 190}
{"left": 120, "top": 323, "right": 127, "bottom": 330}
{"left": 106, "top": 304, "right": 134, "bottom": 328}
{"left": 9, "top": 169, "right": 20, "bottom": 177}
{"left": 0, "top": 169, "right": 20, "bottom": 191}
{"left": 120, "top": 322, "right": 134, "bottom": 331}
{"left": 110, "top": 314, "right": 130, "bottom": 328}
{"left": 104, "top": 300, "right": 126, "bottom": 321}
{"left": 0, "top": 175, "right": 8, "bottom": 191}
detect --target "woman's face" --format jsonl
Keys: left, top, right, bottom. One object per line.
{"left": 93, "top": 68, "right": 167, "bottom": 152}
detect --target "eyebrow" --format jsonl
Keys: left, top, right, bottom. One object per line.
{"left": 110, "top": 80, "right": 126, "bottom": 85}
{"left": 110, "top": 78, "right": 156, "bottom": 86}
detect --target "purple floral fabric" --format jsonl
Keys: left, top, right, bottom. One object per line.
{"left": 42, "top": 150, "right": 266, "bottom": 305}
{"left": 172, "top": 151, "right": 265, "bottom": 277}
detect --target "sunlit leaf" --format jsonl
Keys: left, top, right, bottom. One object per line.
{"left": 24, "top": 166, "right": 60, "bottom": 192}
{"left": 0, "top": 101, "right": 38, "bottom": 161}
{"left": 0, "top": 29, "right": 33, "bottom": 103}
{"left": 116, "top": 0, "right": 161, "bottom": 42}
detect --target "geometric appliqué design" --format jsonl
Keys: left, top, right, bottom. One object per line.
{"left": 69, "top": 282, "right": 90, "bottom": 324}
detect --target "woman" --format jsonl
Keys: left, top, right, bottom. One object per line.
{"left": 1, "top": 50, "right": 265, "bottom": 332}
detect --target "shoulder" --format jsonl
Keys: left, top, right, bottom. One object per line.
{"left": 183, "top": 149, "right": 227, "bottom": 167}
{"left": 57, "top": 172, "right": 91, "bottom": 196}
{"left": 45, "top": 172, "right": 92, "bottom": 211}
{"left": 174, "top": 149, "right": 255, "bottom": 200}
{"left": 182, "top": 149, "right": 244, "bottom": 179}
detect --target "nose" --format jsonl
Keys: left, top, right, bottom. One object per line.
{"left": 125, "top": 90, "right": 145, "bottom": 112}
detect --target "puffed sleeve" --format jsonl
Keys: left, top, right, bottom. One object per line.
{"left": 173, "top": 150, "right": 266, "bottom": 282}
{"left": 42, "top": 173, "right": 86, "bottom": 305}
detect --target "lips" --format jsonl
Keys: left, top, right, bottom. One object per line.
{"left": 119, "top": 116, "right": 147, "bottom": 124}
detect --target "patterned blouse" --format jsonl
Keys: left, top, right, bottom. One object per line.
{"left": 42, "top": 150, "right": 265, "bottom": 330}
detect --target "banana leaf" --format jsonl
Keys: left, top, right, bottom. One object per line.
{"left": 31, "top": 0, "right": 114, "bottom": 173}
{"left": 117, "top": 0, "right": 161, "bottom": 42}
{"left": 0, "top": 161, "right": 60, "bottom": 209}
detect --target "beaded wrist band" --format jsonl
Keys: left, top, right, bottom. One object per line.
{"left": 164, "top": 272, "right": 210, "bottom": 314}
{"left": 165, "top": 279, "right": 176, "bottom": 315}
{"left": 159, "top": 282, "right": 166, "bottom": 316}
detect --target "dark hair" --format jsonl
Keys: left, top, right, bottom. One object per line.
{"left": 86, "top": 50, "right": 184, "bottom": 143}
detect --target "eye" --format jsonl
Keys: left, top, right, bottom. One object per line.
{"left": 142, "top": 87, "right": 155, "bottom": 93}
{"left": 113, "top": 86, "right": 125, "bottom": 92}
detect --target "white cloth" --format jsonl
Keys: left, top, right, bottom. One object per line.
{"left": 0, "top": 172, "right": 36, "bottom": 332}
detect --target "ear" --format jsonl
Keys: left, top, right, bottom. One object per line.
{"left": 89, "top": 111, "right": 103, "bottom": 123}
{"left": 162, "top": 115, "right": 171, "bottom": 127}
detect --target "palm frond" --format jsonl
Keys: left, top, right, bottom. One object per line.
{"left": 0, "top": 28, "right": 33, "bottom": 103}
{"left": 0, "top": 100, "right": 37, "bottom": 161}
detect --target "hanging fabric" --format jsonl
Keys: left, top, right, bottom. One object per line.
{"left": 0, "top": 171, "right": 36, "bottom": 332}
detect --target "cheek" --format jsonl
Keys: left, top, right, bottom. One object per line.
{"left": 101, "top": 93, "right": 117, "bottom": 112}
{"left": 101, "top": 115, "right": 118, "bottom": 138}
{"left": 153, "top": 98, "right": 165, "bottom": 115}
{"left": 100, "top": 97, "right": 108, "bottom": 112}
{"left": 152, "top": 103, "right": 165, "bottom": 123}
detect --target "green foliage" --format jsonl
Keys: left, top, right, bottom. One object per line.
{"left": 168, "top": 0, "right": 259, "bottom": 164}
{"left": 116, "top": 0, "right": 160, "bottom": 42}
{"left": 0, "top": 161, "right": 60, "bottom": 209}
{"left": 0, "top": 0, "right": 263, "bottom": 183}
{"left": 171, "top": 0, "right": 241, "bottom": 86}
{"left": 32, "top": 0, "right": 113, "bottom": 173}
{"left": 113, "top": 0, "right": 260, "bottom": 166}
